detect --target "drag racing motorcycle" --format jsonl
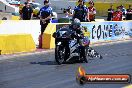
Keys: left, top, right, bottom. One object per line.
{"left": 53, "top": 27, "right": 102, "bottom": 65}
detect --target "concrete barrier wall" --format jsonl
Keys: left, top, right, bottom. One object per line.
{"left": 0, "top": 34, "right": 36, "bottom": 54}
{"left": 0, "top": 20, "right": 131, "bottom": 50}
{"left": 43, "top": 21, "right": 132, "bottom": 49}
{"left": 0, "top": 20, "right": 41, "bottom": 45}
{"left": 0, "top": 20, "right": 39, "bottom": 54}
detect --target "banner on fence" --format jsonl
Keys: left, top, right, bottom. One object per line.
{"left": 56, "top": 21, "right": 132, "bottom": 43}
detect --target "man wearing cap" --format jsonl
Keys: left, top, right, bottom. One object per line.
{"left": 88, "top": 1, "right": 96, "bottom": 21}
{"left": 73, "top": 0, "right": 88, "bottom": 22}
{"left": 39, "top": 0, "right": 53, "bottom": 48}
{"left": 39, "top": 0, "right": 53, "bottom": 34}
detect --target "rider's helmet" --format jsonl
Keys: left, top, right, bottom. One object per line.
{"left": 71, "top": 18, "right": 81, "bottom": 27}
{"left": 71, "top": 18, "right": 81, "bottom": 29}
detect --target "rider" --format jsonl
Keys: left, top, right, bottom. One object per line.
{"left": 53, "top": 18, "right": 88, "bottom": 62}
{"left": 70, "top": 18, "right": 88, "bottom": 62}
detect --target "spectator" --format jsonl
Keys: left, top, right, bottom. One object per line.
{"left": 73, "top": 0, "right": 88, "bottom": 22}
{"left": 120, "top": 5, "right": 127, "bottom": 20}
{"left": 39, "top": 0, "right": 53, "bottom": 48}
{"left": 63, "top": 9, "right": 69, "bottom": 18}
{"left": 107, "top": 5, "right": 114, "bottom": 21}
{"left": 68, "top": 6, "right": 74, "bottom": 16}
{"left": 21, "top": 2, "right": 33, "bottom": 20}
{"left": 126, "top": 5, "right": 132, "bottom": 20}
{"left": 63, "top": 6, "right": 73, "bottom": 18}
{"left": 112, "top": 6, "right": 123, "bottom": 21}
{"left": 88, "top": 1, "right": 96, "bottom": 21}
{"left": 39, "top": 0, "right": 53, "bottom": 35}
{"left": 86, "top": 8, "right": 90, "bottom": 22}
{"left": 120, "top": 5, "right": 127, "bottom": 15}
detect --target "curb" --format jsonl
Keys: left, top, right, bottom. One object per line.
{"left": 90, "top": 38, "right": 132, "bottom": 46}
{"left": 0, "top": 38, "right": 131, "bottom": 60}
{"left": 0, "top": 49, "right": 54, "bottom": 60}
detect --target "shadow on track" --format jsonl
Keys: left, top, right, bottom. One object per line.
{"left": 30, "top": 61, "right": 57, "bottom": 65}
{"left": 29, "top": 58, "right": 96, "bottom": 66}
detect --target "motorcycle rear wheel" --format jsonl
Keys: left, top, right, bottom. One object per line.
{"left": 84, "top": 46, "right": 90, "bottom": 63}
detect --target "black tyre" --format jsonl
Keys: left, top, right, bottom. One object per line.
{"left": 84, "top": 46, "right": 89, "bottom": 63}
{"left": 79, "top": 76, "right": 87, "bottom": 85}
{"left": 55, "top": 45, "right": 66, "bottom": 65}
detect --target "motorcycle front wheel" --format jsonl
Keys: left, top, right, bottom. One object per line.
{"left": 55, "top": 45, "right": 66, "bottom": 65}
{"left": 79, "top": 46, "right": 88, "bottom": 63}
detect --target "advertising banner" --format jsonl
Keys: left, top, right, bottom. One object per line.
{"left": 56, "top": 21, "right": 132, "bottom": 43}
{"left": 81, "top": 21, "right": 132, "bottom": 42}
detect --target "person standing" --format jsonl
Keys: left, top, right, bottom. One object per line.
{"left": 21, "top": 2, "right": 33, "bottom": 20}
{"left": 112, "top": 6, "right": 123, "bottom": 21}
{"left": 39, "top": 0, "right": 53, "bottom": 48}
{"left": 73, "top": 0, "right": 88, "bottom": 22}
{"left": 126, "top": 5, "right": 132, "bottom": 20}
{"left": 39, "top": 0, "right": 53, "bottom": 35}
{"left": 120, "top": 5, "right": 127, "bottom": 20}
{"left": 107, "top": 5, "right": 114, "bottom": 21}
{"left": 88, "top": 1, "right": 96, "bottom": 21}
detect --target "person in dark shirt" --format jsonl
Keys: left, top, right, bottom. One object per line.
{"left": 107, "top": 5, "right": 114, "bottom": 21}
{"left": 73, "top": 0, "right": 88, "bottom": 22}
{"left": 126, "top": 5, "right": 132, "bottom": 20}
{"left": 21, "top": 2, "right": 33, "bottom": 20}
{"left": 63, "top": 6, "right": 73, "bottom": 18}
{"left": 120, "top": 5, "right": 127, "bottom": 20}
{"left": 38, "top": 0, "right": 53, "bottom": 48}
{"left": 39, "top": 0, "right": 53, "bottom": 34}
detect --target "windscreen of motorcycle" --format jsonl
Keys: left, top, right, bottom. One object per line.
{"left": 57, "top": 28, "right": 72, "bottom": 38}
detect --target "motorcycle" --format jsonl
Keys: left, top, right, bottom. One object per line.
{"left": 53, "top": 27, "right": 102, "bottom": 65}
